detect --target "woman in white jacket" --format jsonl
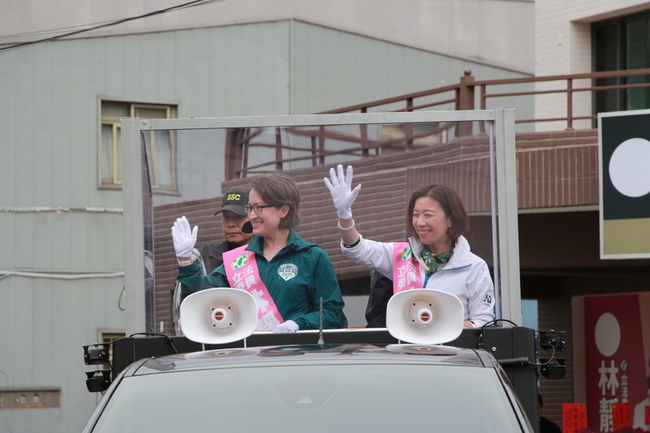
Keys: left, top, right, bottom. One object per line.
{"left": 324, "top": 165, "right": 495, "bottom": 328}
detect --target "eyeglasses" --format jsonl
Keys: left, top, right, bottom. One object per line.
{"left": 244, "top": 204, "right": 274, "bottom": 214}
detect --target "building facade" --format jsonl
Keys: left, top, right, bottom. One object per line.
{"left": 3, "top": 0, "right": 650, "bottom": 431}
{"left": 0, "top": 1, "right": 534, "bottom": 432}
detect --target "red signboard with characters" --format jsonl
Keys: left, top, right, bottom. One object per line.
{"left": 611, "top": 402, "right": 630, "bottom": 431}
{"left": 582, "top": 293, "right": 650, "bottom": 432}
{"left": 563, "top": 403, "right": 587, "bottom": 433}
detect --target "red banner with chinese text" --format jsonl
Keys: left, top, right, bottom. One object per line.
{"left": 612, "top": 402, "right": 631, "bottom": 431}
{"left": 563, "top": 403, "right": 587, "bottom": 433}
{"left": 584, "top": 294, "right": 650, "bottom": 432}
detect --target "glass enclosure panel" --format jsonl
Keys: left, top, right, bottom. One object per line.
{"left": 145, "top": 130, "right": 176, "bottom": 190}
{"left": 137, "top": 116, "right": 500, "bottom": 333}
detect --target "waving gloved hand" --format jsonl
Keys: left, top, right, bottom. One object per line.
{"left": 273, "top": 320, "right": 299, "bottom": 333}
{"left": 323, "top": 164, "right": 361, "bottom": 220}
{"left": 171, "top": 216, "right": 198, "bottom": 258}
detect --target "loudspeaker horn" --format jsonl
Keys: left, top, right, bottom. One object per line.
{"left": 386, "top": 289, "right": 464, "bottom": 345}
{"left": 180, "top": 288, "right": 258, "bottom": 344}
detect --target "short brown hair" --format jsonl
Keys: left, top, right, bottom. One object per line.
{"left": 406, "top": 184, "right": 469, "bottom": 240}
{"left": 250, "top": 173, "right": 302, "bottom": 230}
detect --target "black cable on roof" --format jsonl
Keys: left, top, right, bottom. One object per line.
{"left": 0, "top": 0, "right": 218, "bottom": 53}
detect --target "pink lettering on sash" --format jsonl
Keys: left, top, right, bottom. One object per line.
{"left": 223, "top": 246, "right": 284, "bottom": 331}
{"left": 392, "top": 242, "right": 423, "bottom": 294}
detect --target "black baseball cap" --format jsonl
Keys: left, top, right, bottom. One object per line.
{"left": 215, "top": 186, "right": 251, "bottom": 216}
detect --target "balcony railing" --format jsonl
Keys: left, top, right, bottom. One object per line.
{"left": 225, "top": 68, "right": 650, "bottom": 179}
{"left": 321, "top": 68, "right": 650, "bottom": 129}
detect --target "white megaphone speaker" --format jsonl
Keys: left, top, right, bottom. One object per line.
{"left": 180, "top": 288, "right": 258, "bottom": 345}
{"left": 385, "top": 289, "right": 464, "bottom": 345}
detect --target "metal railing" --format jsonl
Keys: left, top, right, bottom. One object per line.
{"left": 225, "top": 68, "right": 650, "bottom": 179}
{"left": 321, "top": 68, "right": 650, "bottom": 130}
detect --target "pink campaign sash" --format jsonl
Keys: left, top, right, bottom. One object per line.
{"left": 392, "top": 242, "right": 423, "bottom": 294}
{"left": 222, "top": 246, "right": 284, "bottom": 331}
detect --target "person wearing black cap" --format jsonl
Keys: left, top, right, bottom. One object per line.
{"left": 197, "top": 186, "right": 254, "bottom": 273}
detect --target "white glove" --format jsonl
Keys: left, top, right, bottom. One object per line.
{"left": 323, "top": 164, "right": 361, "bottom": 220}
{"left": 171, "top": 216, "right": 198, "bottom": 258}
{"left": 273, "top": 320, "right": 299, "bottom": 333}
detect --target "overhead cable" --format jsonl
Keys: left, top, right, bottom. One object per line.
{"left": 0, "top": 0, "right": 220, "bottom": 53}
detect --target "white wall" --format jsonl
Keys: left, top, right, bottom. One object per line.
{"left": 1, "top": 0, "right": 535, "bottom": 74}
{"left": 290, "top": 20, "right": 534, "bottom": 115}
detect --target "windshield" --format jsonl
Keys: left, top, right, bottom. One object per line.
{"left": 90, "top": 363, "right": 524, "bottom": 433}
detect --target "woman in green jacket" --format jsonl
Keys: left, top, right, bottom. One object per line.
{"left": 172, "top": 173, "right": 344, "bottom": 332}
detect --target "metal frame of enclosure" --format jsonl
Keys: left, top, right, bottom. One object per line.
{"left": 121, "top": 109, "right": 519, "bottom": 335}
